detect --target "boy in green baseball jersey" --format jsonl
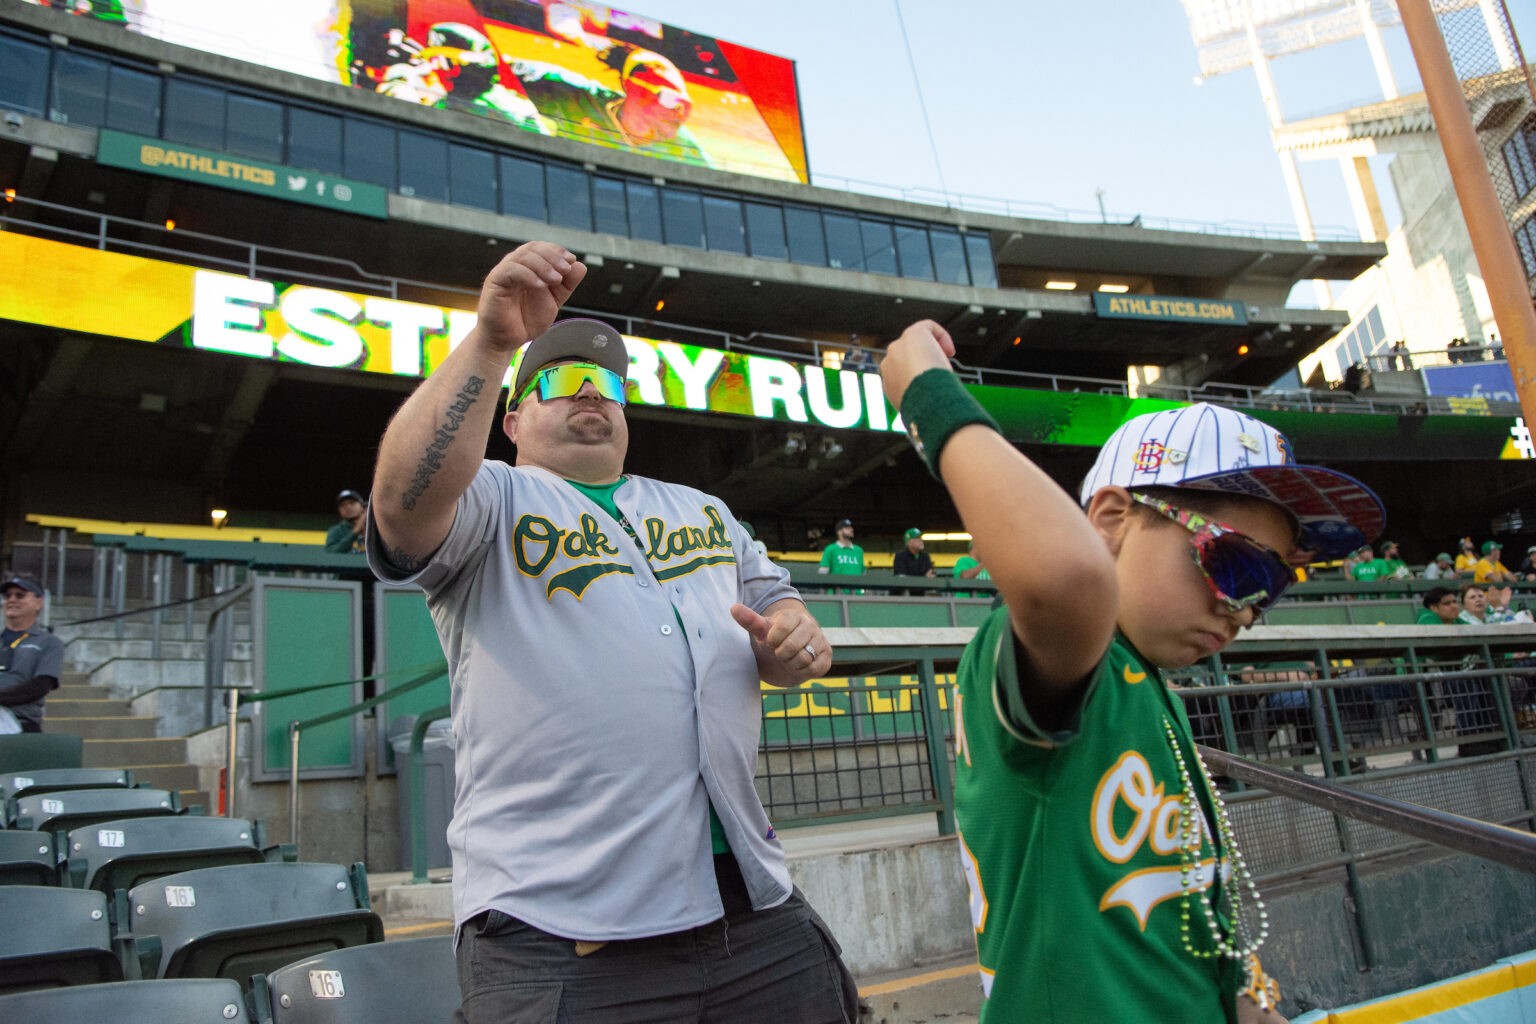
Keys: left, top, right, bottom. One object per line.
{"left": 880, "top": 321, "right": 1385, "bottom": 1024}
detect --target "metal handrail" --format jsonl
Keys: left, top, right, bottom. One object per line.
{"left": 1201, "top": 746, "right": 1536, "bottom": 875}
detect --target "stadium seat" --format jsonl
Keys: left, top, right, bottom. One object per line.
{"left": 252, "top": 935, "right": 458, "bottom": 1024}
{"left": 11, "top": 787, "right": 180, "bottom": 833}
{"left": 123, "top": 861, "right": 383, "bottom": 990}
{"left": 0, "top": 768, "right": 133, "bottom": 802}
{"left": 0, "top": 831, "right": 57, "bottom": 886}
{"left": 65, "top": 816, "right": 292, "bottom": 893}
{"left": 0, "top": 978, "right": 251, "bottom": 1023}
{"left": 0, "top": 734, "right": 83, "bottom": 773}
{"left": 0, "top": 886, "right": 123, "bottom": 993}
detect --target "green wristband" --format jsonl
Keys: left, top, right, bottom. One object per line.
{"left": 898, "top": 368, "right": 1001, "bottom": 481}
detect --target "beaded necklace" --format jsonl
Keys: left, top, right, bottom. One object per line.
{"left": 1160, "top": 715, "right": 1275, "bottom": 1003}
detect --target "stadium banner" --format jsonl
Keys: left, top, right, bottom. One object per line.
{"left": 97, "top": 129, "right": 389, "bottom": 218}
{"left": 1093, "top": 292, "right": 1248, "bottom": 326}
{"left": 1422, "top": 362, "right": 1518, "bottom": 403}
{"left": 4, "top": 234, "right": 1521, "bottom": 458}
{"left": 22, "top": 0, "right": 808, "bottom": 184}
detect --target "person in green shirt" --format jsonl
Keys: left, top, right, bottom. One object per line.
{"left": 817, "top": 519, "right": 865, "bottom": 575}
{"left": 1377, "top": 540, "right": 1411, "bottom": 579}
{"left": 953, "top": 543, "right": 990, "bottom": 583}
{"left": 325, "top": 490, "right": 368, "bottom": 554}
{"left": 880, "top": 318, "right": 1385, "bottom": 1024}
{"left": 1418, "top": 586, "right": 1461, "bottom": 625}
{"left": 1349, "top": 544, "right": 1387, "bottom": 582}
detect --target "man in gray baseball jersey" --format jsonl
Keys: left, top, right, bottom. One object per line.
{"left": 367, "top": 241, "right": 856, "bottom": 1023}
{"left": 1, "top": 577, "right": 64, "bottom": 733}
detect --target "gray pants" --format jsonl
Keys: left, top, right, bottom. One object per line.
{"left": 454, "top": 891, "right": 858, "bottom": 1023}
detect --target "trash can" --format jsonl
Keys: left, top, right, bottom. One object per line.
{"left": 389, "top": 714, "right": 455, "bottom": 871}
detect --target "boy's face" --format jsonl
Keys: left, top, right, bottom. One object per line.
{"left": 1104, "top": 493, "right": 1295, "bottom": 670}
{"left": 1431, "top": 592, "right": 1461, "bottom": 623}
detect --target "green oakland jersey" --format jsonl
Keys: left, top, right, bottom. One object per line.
{"left": 953, "top": 607, "right": 1242, "bottom": 1023}
{"left": 1351, "top": 559, "right": 1388, "bottom": 582}
{"left": 820, "top": 542, "right": 865, "bottom": 575}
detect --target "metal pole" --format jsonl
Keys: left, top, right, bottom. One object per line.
{"left": 55, "top": 529, "right": 66, "bottom": 600}
{"left": 288, "top": 722, "right": 301, "bottom": 849}
{"left": 113, "top": 547, "right": 126, "bottom": 640}
{"left": 39, "top": 529, "right": 50, "bottom": 595}
{"left": 916, "top": 656, "right": 956, "bottom": 835}
{"left": 151, "top": 553, "right": 165, "bottom": 661}
{"left": 225, "top": 687, "right": 240, "bottom": 819}
{"left": 185, "top": 563, "right": 195, "bottom": 642}
{"left": 1399, "top": 0, "right": 1536, "bottom": 426}
{"left": 93, "top": 548, "right": 106, "bottom": 619}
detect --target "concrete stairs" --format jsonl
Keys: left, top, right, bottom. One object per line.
{"left": 45, "top": 673, "right": 213, "bottom": 811}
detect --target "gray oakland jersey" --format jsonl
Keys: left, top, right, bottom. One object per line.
{"left": 367, "top": 461, "right": 800, "bottom": 941}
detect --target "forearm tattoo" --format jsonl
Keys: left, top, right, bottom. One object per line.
{"left": 401, "top": 375, "right": 484, "bottom": 511}
{"left": 381, "top": 543, "right": 428, "bottom": 575}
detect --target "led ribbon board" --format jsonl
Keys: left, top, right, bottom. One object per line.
{"left": 3, "top": 234, "right": 1521, "bottom": 458}
{"left": 22, "top": 0, "right": 809, "bottom": 184}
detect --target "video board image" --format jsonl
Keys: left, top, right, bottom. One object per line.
{"left": 23, "top": 0, "right": 809, "bottom": 182}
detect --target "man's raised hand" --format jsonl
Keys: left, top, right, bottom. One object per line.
{"left": 475, "top": 242, "right": 587, "bottom": 355}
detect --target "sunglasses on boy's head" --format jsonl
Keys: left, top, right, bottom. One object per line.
{"left": 1130, "top": 493, "right": 1296, "bottom": 613}
{"left": 514, "top": 362, "right": 627, "bottom": 408}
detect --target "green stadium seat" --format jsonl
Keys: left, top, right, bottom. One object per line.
{"left": 123, "top": 862, "right": 384, "bottom": 990}
{"left": 0, "top": 886, "right": 123, "bottom": 993}
{"left": 252, "top": 935, "right": 457, "bottom": 1024}
{"left": 1359, "top": 603, "right": 1419, "bottom": 626}
{"left": 65, "top": 816, "right": 290, "bottom": 894}
{"left": 0, "top": 768, "right": 133, "bottom": 802}
{"left": 12, "top": 787, "right": 180, "bottom": 834}
{"left": 0, "top": 978, "right": 251, "bottom": 1023}
{"left": 0, "top": 734, "right": 83, "bottom": 774}
{"left": 0, "top": 831, "right": 56, "bottom": 886}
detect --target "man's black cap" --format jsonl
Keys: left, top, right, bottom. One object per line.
{"left": 0, "top": 577, "right": 43, "bottom": 597}
{"left": 337, "top": 490, "right": 365, "bottom": 506}
{"left": 835, "top": 518, "right": 853, "bottom": 530}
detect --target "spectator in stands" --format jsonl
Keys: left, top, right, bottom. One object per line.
{"left": 1376, "top": 540, "right": 1411, "bottom": 579}
{"left": 1457, "top": 583, "right": 1517, "bottom": 624}
{"left": 325, "top": 489, "right": 368, "bottom": 553}
{"left": 1472, "top": 541, "right": 1520, "bottom": 584}
{"left": 0, "top": 577, "right": 64, "bottom": 734}
{"left": 365, "top": 242, "right": 854, "bottom": 1023}
{"left": 1518, "top": 545, "right": 1536, "bottom": 580}
{"left": 1347, "top": 544, "right": 1385, "bottom": 582}
{"left": 1455, "top": 537, "right": 1479, "bottom": 573}
{"left": 1424, "top": 552, "right": 1458, "bottom": 580}
{"left": 953, "top": 541, "right": 989, "bottom": 583}
{"left": 1418, "top": 587, "right": 1461, "bottom": 625}
{"left": 892, "top": 528, "right": 936, "bottom": 582}
{"left": 817, "top": 518, "right": 865, "bottom": 576}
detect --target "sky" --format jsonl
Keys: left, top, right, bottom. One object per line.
{"left": 629, "top": 0, "right": 1536, "bottom": 248}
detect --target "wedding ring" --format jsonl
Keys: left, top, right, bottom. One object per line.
{"left": 804, "top": 644, "right": 816, "bottom": 659}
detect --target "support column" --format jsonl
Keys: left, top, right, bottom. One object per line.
{"left": 1340, "top": 155, "right": 1389, "bottom": 242}
{"left": 1360, "top": 0, "right": 1400, "bottom": 99}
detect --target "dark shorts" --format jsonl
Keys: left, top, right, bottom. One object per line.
{"left": 453, "top": 889, "right": 858, "bottom": 1024}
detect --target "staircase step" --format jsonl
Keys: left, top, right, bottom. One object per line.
{"left": 61, "top": 672, "right": 92, "bottom": 687}
{"left": 52, "top": 716, "right": 160, "bottom": 740}
{"left": 55, "top": 684, "right": 112, "bottom": 700}
{"left": 47, "top": 698, "right": 133, "bottom": 718}
{"left": 129, "top": 763, "right": 205, "bottom": 793}
{"left": 81, "top": 737, "right": 187, "bottom": 768}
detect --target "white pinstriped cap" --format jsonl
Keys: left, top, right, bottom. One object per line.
{"left": 1079, "top": 403, "right": 1385, "bottom": 556}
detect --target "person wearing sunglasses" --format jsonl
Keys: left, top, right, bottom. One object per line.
{"left": 367, "top": 241, "right": 854, "bottom": 1024}
{"left": 881, "top": 320, "right": 1385, "bottom": 1024}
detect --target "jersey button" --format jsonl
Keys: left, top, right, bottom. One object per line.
{"left": 660, "top": 625, "right": 672, "bottom": 636}
{"left": 637, "top": 579, "right": 649, "bottom": 588}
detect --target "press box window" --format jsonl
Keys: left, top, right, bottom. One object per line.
{"left": 106, "top": 64, "right": 160, "bottom": 136}
{"left": 288, "top": 108, "right": 342, "bottom": 174}
{"left": 702, "top": 195, "right": 746, "bottom": 255}
{"left": 1504, "top": 117, "right": 1536, "bottom": 200}
{"left": 499, "top": 155, "right": 546, "bottom": 221}
{"left": 592, "top": 176, "right": 628, "bottom": 236}
{"left": 964, "top": 233, "right": 997, "bottom": 288}
{"left": 50, "top": 50, "right": 108, "bottom": 127}
{"left": 0, "top": 35, "right": 51, "bottom": 118}
{"left": 895, "top": 223, "right": 934, "bottom": 281}
{"left": 163, "top": 79, "right": 225, "bottom": 151}
{"left": 662, "top": 187, "right": 705, "bottom": 249}
{"left": 859, "top": 218, "right": 897, "bottom": 276}
{"left": 398, "top": 130, "right": 449, "bottom": 201}
{"left": 344, "top": 117, "right": 396, "bottom": 188}
{"left": 546, "top": 163, "right": 592, "bottom": 230}
{"left": 626, "top": 181, "right": 663, "bottom": 243}
{"left": 784, "top": 206, "right": 826, "bottom": 266}
{"left": 823, "top": 213, "right": 863, "bottom": 271}
{"left": 225, "top": 93, "right": 283, "bottom": 164}
{"left": 744, "top": 202, "right": 787, "bottom": 261}
{"left": 449, "top": 145, "right": 497, "bottom": 211}
{"left": 929, "top": 229, "right": 967, "bottom": 285}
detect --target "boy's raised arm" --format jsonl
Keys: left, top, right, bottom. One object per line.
{"left": 881, "top": 321, "right": 1119, "bottom": 698}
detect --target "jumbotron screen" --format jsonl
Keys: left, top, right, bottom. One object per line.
{"left": 23, "top": 0, "right": 809, "bottom": 183}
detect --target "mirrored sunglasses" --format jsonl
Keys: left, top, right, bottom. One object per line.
{"left": 1130, "top": 493, "right": 1295, "bottom": 612}
{"left": 515, "top": 363, "right": 626, "bottom": 407}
